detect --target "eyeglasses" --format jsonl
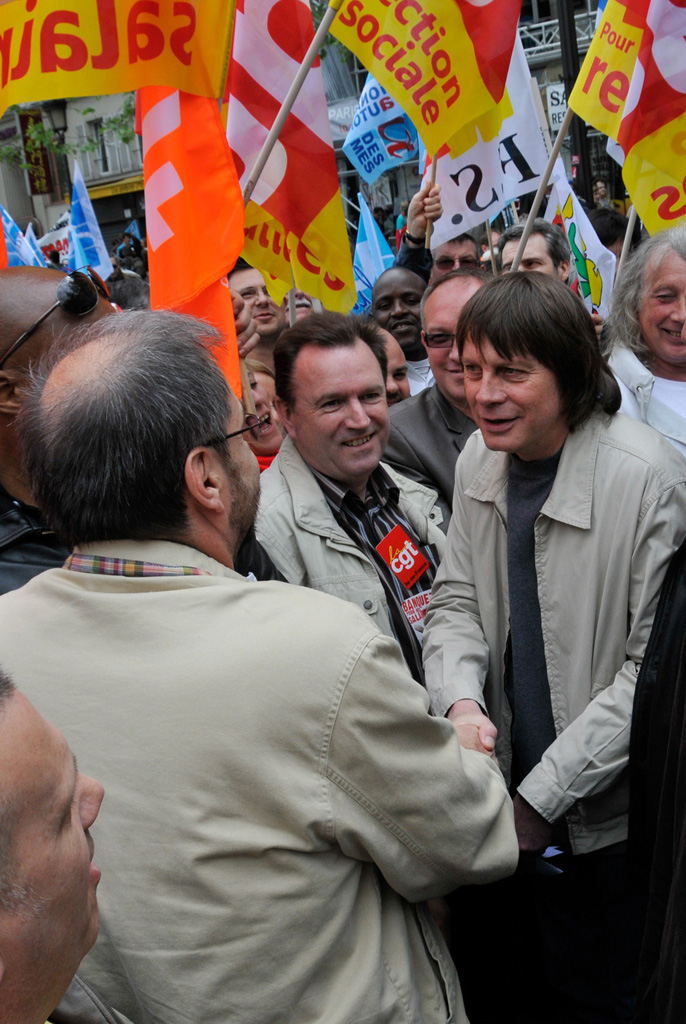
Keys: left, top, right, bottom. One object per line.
{"left": 203, "top": 413, "right": 269, "bottom": 447}
{"left": 433, "top": 256, "right": 480, "bottom": 272}
{"left": 424, "top": 332, "right": 457, "bottom": 349}
{"left": 0, "top": 268, "right": 110, "bottom": 369}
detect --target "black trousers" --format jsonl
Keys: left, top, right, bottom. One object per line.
{"left": 449, "top": 845, "right": 645, "bottom": 1024}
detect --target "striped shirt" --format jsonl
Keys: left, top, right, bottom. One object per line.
{"left": 313, "top": 466, "right": 439, "bottom": 686}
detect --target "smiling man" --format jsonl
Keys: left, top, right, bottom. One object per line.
{"left": 257, "top": 311, "right": 446, "bottom": 684}
{"left": 371, "top": 267, "right": 433, "bottom": 394}
{"left": 423, "top": 272, "right": 686, "bottom": 1024}
{"left": 384, "top": 269, "right": 483, "bottom": 529}
{"left": 605, "top": 224, "right": 686, "bottom": 458}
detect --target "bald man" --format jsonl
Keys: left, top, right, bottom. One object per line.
{"left": 0, "top": 267, "right": 113, "bottom": 594}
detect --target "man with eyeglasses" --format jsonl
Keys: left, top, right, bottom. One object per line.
{"left": 0, "top": 308, "right": 518, "bottom": 1024}
{"left": 384, "top": 270, "right": 484, "bottom": 530}
{"left": 0, "top": 266, "right": 114, "bottom": 595}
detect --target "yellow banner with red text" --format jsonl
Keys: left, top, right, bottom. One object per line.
{"left": 0, "top": 0, "right": 234, "bottom": 116}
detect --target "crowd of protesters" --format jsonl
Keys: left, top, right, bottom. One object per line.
{"left": 2, "top": 181, "right": 686, "bottom": 1024}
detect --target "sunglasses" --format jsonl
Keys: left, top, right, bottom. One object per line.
{"left": 423, "top": 332, "right": 457, "bottom": 349}
{"left": 203, "top": 412, "right": 270, "bottom": 447}
{"left": 0, "top": 268, "right": 110, "bottom": 370}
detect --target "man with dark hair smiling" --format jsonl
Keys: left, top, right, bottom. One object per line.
{"left": 257, "top": 310, "right": 446, "bottom": 684}
{"left": 423, "top": 272, "right": 686, "bottom": 1024}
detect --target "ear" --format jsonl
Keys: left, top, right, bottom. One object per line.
{"left": 421, "top": 330, "right": 429, "bottom": 354}
{"left": 558, "top": 260, "right": 571, "bottom": 284}
{"left": 0, "top": 371, "right": 24, "bottom": 417}
{"left": 274, "top": 396, "right": 296, "bottom": 441}
{"left": 183, "top": 447, "right": 228, "bottom": 516}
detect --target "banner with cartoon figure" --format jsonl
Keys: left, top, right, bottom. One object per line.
{"left": 546, "top": 159, "right": 616, "bottom": 319}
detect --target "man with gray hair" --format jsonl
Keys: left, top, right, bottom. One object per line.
{"left": 497, "top": 217, "right": 571, "bottom": 281}
{"left": 0, "top": 309, "right": 518, "bottom": 1024}
{"left": 604, "top": 224, "right": 686, "bottom": 457}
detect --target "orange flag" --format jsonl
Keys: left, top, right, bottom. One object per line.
{"left": 139, "top": 86, "right": 244, "bottom": 395}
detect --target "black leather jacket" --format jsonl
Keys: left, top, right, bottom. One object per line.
{"left": 0, "top": 481, "right": 67, "bottom": 595}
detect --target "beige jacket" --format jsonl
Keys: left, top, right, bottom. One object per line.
{"left": 0, "top": 539, "right": 517, "bottom": 1024}
{"left": 424, "top": 412, "right": 686, "bottom": 855}
{"left": 256, "top": 436, "right": 445, "bottom": 637}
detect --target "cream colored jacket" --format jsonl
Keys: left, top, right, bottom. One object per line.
{"left": 256, "top": 436, "right": 445, "bottom": 637}
{"left": 424, "top": 412, "right": 686, "bottom": 855}
{"left": 0, "top": 539, "right": 517, "bottom": 1024}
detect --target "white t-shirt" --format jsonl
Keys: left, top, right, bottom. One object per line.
{"left": 406, "top": 358, "right": 434, "bottom": 396}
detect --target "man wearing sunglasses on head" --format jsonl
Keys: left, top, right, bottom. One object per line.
{"left": 0, "top": 266, "right": 114, "bottom": 595}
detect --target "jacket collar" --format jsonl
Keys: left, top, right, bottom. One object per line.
{"left": 465, "top": 414, "right": 604, "bottom": 530}
{"left": 275, "top": 436, "right": 438, "bottom": 537}
{"left": 432, "top": 385, "right": 474, "bottom": 436}
{"left": 71, "top": 539, "right": 242, "bottom": 579}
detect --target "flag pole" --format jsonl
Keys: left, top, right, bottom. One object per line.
{"left": 510, "top": 104, "right": 574, "bottom": 272}
{"left": 425, "top": 155, "right": 438, "bottom": 248}
{"left": 242, "top": 0, "right": 345, "bottom": 206}
{"left": 485, "top": 220, "right": 497, "bottom": 275}
{"left": 615, "top": 203, "right": 637, "bottom": 283}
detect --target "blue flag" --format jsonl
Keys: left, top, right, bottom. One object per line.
{"left": 124, "top": 218, "right": 141, "bottom": 239}
{"left": 343, "top": 75, "right": 419, "bottom": 186}
{"left": 24, "top": 222, "right": 48, "bottom": 267}
{"left": 1, "top": 205, "right": 46, "bottom": 267}
{"left": 68, "top": 160, "right": 110, "bottom": 281}
{"left": 351, "top": 193, "right": 395, "bottom": 315}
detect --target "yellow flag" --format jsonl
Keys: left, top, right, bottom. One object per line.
{"left": 0, "top": 0, "right": 234, "bottom": 117}
{"left": 330, "top": 0, "right": 520, "bottom": 156}
{"left": 242, "top": 203, "right": 357, "bottom": 313}
{"left": 569, "top": 0, "right": 686, "bottom": 233}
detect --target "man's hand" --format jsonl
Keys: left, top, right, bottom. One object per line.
{"left": 447, "top": 699, "right": 497, "bottom": 758}
{"left": 513, "top": 794, "right": 554, "bottom": 854}
{"left": 405, "top": 183, "right": 442, "bottom": 245}
{"left": 231, "top": 289, "right": 260, "bottom": 359}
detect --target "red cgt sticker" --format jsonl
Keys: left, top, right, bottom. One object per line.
{"left": 376, "top": 524, "right": 429, "bottom": 589}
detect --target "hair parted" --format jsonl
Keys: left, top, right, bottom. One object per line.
{"left": 419, "top": 267, "right": 486, "bottom": 327}
{"left": 20, "top": 310, "right": 234, "bottom": 548}
{"left": 496, "top": 218, "right": 571, "bottom": 270}
{"left": 274, "top": 311, "right": 388, "bottom": 409}
{"left": 455, "top": 273, "right": 621, "bottom": 430}
{"left": 605, "top": 224, "right": 686, "bottom": 364}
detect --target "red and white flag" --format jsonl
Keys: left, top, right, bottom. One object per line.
{"left": 139, "top": 87, "right": 245, "bottom": 395}
{"left": 225, "top": 0, "right": 355, "bottom": 311}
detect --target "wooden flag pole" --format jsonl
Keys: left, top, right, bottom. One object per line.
{"left": 425, "top": 155, "right": 438, "bottom": 248}
{"left": 615, "top": 204, "right": 637, "bottom": 283}
{"left": 242, "top": 0, "right": 344, "bottom": 206}
{"left": 509, "top": 104, "right": 574, "bottom": 273}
